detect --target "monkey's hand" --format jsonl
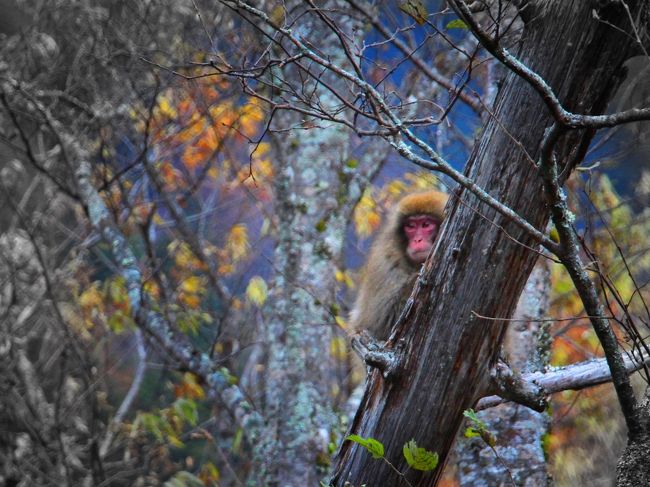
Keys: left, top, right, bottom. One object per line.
{"left": 350, "top": 331, "right": 400, "bottom": 380}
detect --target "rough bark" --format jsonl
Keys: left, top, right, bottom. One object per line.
{"left": 617, "top": 390, "right": 650, "bottom": 486}
{"left": 617, "top": 432, "right": 650, "bottom": 487}
{"left": 332, "top": 2, "right": 647, "bottom": 485}
{"left": 456, "top": 261, "right": 551, "bottom": 486}
{"left": 251, "top": 3, "right": 388, "bottom": 484}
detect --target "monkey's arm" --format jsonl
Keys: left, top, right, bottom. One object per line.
{"left": 350, "top": 258, "right": 413, "bottom": 342}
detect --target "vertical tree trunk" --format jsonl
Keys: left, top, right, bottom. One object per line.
{"left": 456, "top": 261, "right": 551, "bottom": 486}
{"left": 252, "top": 3, "right": 386, "bottom": 484}
{"left": 617, "top": 394, "right": 650, "bottom": 486}
{"left": 333, "top": 2, "right": 646, "bottom": 485}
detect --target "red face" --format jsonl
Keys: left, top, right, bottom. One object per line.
{"left": 404, "top": 215, "right": 439, "bottom": 264}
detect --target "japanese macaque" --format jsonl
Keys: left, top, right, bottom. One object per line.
{"left": 350, "top": 190, "right": 448, "bottom": 341}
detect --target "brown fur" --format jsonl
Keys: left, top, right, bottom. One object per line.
{"left": 350, "top": 190, "right": 448, "bottom": 341}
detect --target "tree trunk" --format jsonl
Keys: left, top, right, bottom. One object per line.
{"left": 456, "top": 261, "right": 551, "bottom": 486}
{"left": 617, "top": 390, "right": 650, "bottom": 486}
{"left": 252, "top": 3, "right": 386, "bottom": 484}
{"left": 332, "top": 2, "right": 647, "bottom": 485}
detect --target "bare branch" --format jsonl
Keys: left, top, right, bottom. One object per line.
{"left": 350, "top": 331, "right": 400, "bottom": 379}
{"left": 478, "top": 350, "right": 650, "bottom": 411}
{"left": 345, "top": 0, "right": 484, "bottom": 114}
{"left": 485, "top": 360, "right": 547, "bottom": 412}
{"left": 451, "top": 0, "right": 650, "bottom": 129}
{"left": 73, "top": 157, "right": 264, "bottom": 442}
{"left": 99, "top": 329, "right": 147, "bottom": 458}
{"left": 537, "top": 122, "right": 642, "bottom": 436}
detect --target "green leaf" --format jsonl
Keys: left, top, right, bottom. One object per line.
{"left": 315, "top": 219, "right": 327, "bottom": 233}
{"left": 446, "top": 19, "right": 468, "bottom": 30}
{"left": 173, "top": 398, "right": 198, "bottom": 426}
{"left": 345, "top": 158, "right": 358, "bottom": 169}
{"left": 346, "top": 434, "right": 385, "bottom": 459}
{"left": 141, "top": 413, "right": 164, "bottom": 441}
{"left": 549, "top": 226, "right": 560, "bottom": 243}
{"left": 177, "top": 310, "right": 202, "bottom": 335}
{"left": 463, "top": 409, "right": 497, "bottom": 447}
{"left": 232, "top": 428, "right": 243, "bottom": 454}
{"left": 463, "top": 409, "right": 480, "bottom": 423}
{"left": 464, "top": 427, "right": 481, "bottom": 439}
{"left": 402, "top": 439, "right": 439, "bottom": 471}
{"left": 108, "top": 311, "right": 126, "bottom": 333}
{"left": 219, "top": 367, "right": 238, "bottom": 385}
{"left": 328, "top": 441, "right": 337, "bottom": 454}
{"left": 399, "top": 0, "right": 427, "bottom": 25}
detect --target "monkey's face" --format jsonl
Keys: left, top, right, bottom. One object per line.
{"left": 403, "top": 214, "right": 439, "bottom": 264}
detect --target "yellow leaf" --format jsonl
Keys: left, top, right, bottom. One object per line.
{"left": 240, "top": 98, "right": 265, "bottom": 136}
{"left": 79, "top": 282, "right": 103, "bottom": 310}
{"left": 354, "top": 191, "right": 382, "bottom": 238}
{"left": 172, "top": 242, "right": 206, "bottom": 271}
{"left": 180, "top": 293, "right": 201, "bottom": 308}
{"left": 404, "top": 171, "right": 439, "bottom": 190}
{"left": 167, "top": 434, "right": 184, "bottom": 448}
{"left": 367, "top": 212, "right": 381, "bottom": 232}
{"left": 343, "top": 271, "right": 355, "bottom": 289}
{"left": 179, "top": 276, "right": 206, "bottom": 308}
{"left": 178, "top": 117, "right": 205, "bottom": 143}
{"left": 334, "top": 269, "right": 355, "bottom": 289}
{"left": 330, "top": 336, "right": 348, "bottom": 361}
{"left": 158, "top": 161, "right": 181, "bottom": 190}
{"left": 157, "top": 95, "right": 178, "bottom": 119}
{"left": 255, "top": 159, "right": 274, "bottom": 180}
{"left": 335, "top": 315, "right": 347, "bottom": 329}
{"left": 386, "top": 179, "right": 407, "bottom": 197}
{"left": 255, "top": 142, "right": 271, "bottom": 156}
{"left": 181, "top": 276, "right": 204, "bottom": 294}
{"left": 182, "top": 373, "right": 206, "bottom": 399}
{"left": 144, "top": 280, "right": 160, "bottom": 299}
{"left": 199, "top": 462, "right": 221, "bottom": 484}
{"left": 246, "top": 276, "right": 268, "bottom": 306}
{"left": 182, "top": 129, "right": 219, "bottom": 169}
{"left": 227, "top": 224, "right": 249, "bottom": 262}
{"left": 108, "top": 278, "right": 130, "bottom": 311}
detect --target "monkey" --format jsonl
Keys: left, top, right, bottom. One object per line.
{"left": 350, "top": 190, "right": 448, "bottom": 342}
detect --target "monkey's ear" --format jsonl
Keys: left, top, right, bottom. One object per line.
{"left": 397, "top": 190, "right": 448, "bottom": 220}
